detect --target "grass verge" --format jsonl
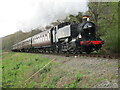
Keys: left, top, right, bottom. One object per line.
{"left": 2, "top": 52, "right": 52, "bottom": 88}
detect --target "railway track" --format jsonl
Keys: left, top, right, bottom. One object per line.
{"left": 27, "top": 51, "right": 119, "bottom": 59}
{"left": 76, "top": 53, "right": 119, "bottom": 59}
{"left": 59, "top": 53, "right": 118, "bottom": 59}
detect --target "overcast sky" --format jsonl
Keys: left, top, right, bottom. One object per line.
{"left": 0, "top": 0, "right": 88, "bottom": 38}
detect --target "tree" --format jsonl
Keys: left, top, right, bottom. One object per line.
{"left": 64, "top": 12, "right": 82, "bottom": 23}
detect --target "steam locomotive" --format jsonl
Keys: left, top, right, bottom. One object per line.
{"left": 12, "top": 15, "right": 104, "bottom": 54}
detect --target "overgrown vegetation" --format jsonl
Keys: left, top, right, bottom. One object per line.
{"left": 2, "top": 52, "right": 52, "bottom": 88}
{"left": 64, "top": 72, "right": 83, "bottom": 88}
{"left": 2, "top": 52, "right": 118, "bottom": 88}
{"left": 2, "top": 52, "right": 84, "bottom": 88}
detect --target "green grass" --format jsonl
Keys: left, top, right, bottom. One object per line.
{"left": 2, "top": 52, "right": 118, "bottom": 88}
{"left": 40, "top": 69, "right": 67, "bottom": 88}
{"left": 2, "top": 52, "right": 52, "bottom": 88}
{"left": 64, "top": 72, "right": 83, "bottom": 88}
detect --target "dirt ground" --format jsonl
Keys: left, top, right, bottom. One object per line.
{"left": 40, "top": 54, "right": 119, "bottom": 88}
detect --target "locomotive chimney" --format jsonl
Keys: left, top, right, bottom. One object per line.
{"left": 82, "top": 15, "right": 90, "bottom": 22}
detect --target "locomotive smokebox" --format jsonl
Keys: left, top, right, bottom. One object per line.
{"left": 82, "top": 15, "right": 90, "bottom": 22}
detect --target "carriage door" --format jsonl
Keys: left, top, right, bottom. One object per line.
{"left": 52, "top": 26, "right": 58, "bottom": 43}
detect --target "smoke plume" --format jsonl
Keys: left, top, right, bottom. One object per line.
{"left": 17, "top": 0, "right": 88, "bottom": 31}
{"left": 0, "top": 0, "right": 88, "bottom": 37}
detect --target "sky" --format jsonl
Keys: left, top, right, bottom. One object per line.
{"left": 0, "top": 0, "right": 88, "bottom": 38}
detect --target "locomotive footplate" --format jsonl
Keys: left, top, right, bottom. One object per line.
{"left": 76, "top": 38, "right": 104, "bottom": 53}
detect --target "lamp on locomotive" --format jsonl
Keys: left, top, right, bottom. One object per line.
{"left": 82, "top": 15, "right": 90, "bottom": 22}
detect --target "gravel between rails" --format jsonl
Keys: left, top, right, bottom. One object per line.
{"left": 40, "top": 54, "right": 119, "bottom": 88}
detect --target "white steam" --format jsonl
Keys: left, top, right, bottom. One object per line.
{"left": 17, "top": 0, "right": 88, "bottom": 31}
{"left": 0, "top": 0, "right": 88, "bottom": 37}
